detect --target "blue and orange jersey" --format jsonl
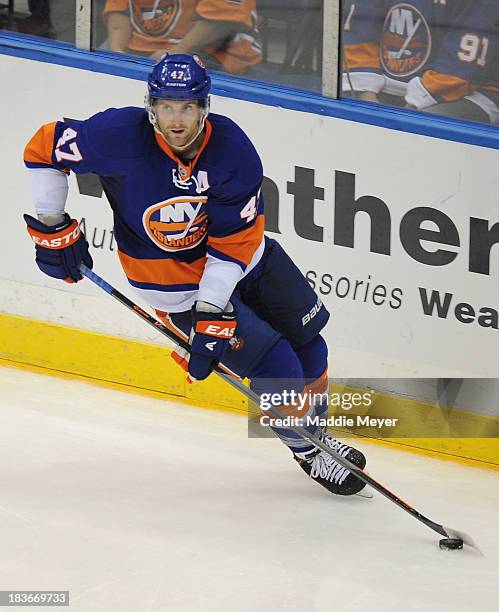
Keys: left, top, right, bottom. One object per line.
{"left": 342, "top": 0, "right": 499, "bottom": 111}
{"left": 24, "top": 108, "right": 265, "bottom": 312}
{"left": 103, "top": 0, "right": 261, "bottom": 74}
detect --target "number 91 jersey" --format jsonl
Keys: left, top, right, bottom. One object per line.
{"left": 24, "top": 108, "right": 265, "bottom": 312}
{"left": 343, "top": 0, "right": 499, "bottom": 116}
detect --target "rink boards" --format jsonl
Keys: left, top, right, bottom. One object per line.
{"left": 2, "top": 311, "right": 498, "bottom": 467}
{"left": 0, "top": 53, "right": 498, "bottom": 465}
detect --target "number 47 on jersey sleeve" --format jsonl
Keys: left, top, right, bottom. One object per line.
{"left": 54, "top": 127, "right": 83, "bottom": 163}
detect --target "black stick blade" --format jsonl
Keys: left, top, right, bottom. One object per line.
{"left": 443, "top": 527, "right": 481, "bottom": 553}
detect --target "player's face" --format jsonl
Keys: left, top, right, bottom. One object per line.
{"left": 153, "top": 100, "right": 203, "bottom": 151}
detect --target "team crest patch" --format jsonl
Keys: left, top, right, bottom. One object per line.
{"left": 143, "top": 195, "right": 208, "bottom": 252}
{"left": 131, "top": 0, "right": 180, "bottom": 38}
{"left": 380, "top": 4, "right": 432, "bottom": 78}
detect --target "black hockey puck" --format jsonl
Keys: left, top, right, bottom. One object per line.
{"left": 439, "top": 538, "right": 464, "bottom": 550}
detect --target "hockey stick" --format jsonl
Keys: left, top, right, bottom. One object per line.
{"left": 79, "top": 264, "right": 478, "bottom": 551}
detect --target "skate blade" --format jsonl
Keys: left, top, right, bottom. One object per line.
{"left": 355, "top": 489, "right": 373, "bottom": 499}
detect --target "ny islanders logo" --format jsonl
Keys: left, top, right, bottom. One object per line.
{"left": 380, "top": 4, "right": 432, "bottom": 78}
{"left": 131, "top": 0, "right": 180, "bottom": 38}
{"left": 143, "top": 195, "right": 208, "bottom": 252}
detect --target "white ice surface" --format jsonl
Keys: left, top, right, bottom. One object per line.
{"left": 0, "top": 366, "right": 498, "bottom": 612}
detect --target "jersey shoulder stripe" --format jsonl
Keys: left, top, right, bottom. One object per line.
{"left": 24, "top": 122, "right": 58, "bottom": 168}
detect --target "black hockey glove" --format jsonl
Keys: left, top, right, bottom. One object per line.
{"left": 24, "top": 212, "right": 93, "bottom": 283}
{"left": 187, "top": 301, "right": 237, "bottom": 382}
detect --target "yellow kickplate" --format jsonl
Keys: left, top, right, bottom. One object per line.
{"left": 1, "top": 313, "right": 497, "bottom": 467}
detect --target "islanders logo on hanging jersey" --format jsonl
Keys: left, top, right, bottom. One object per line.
{"left": 130, "top": 0, "right": 180, "bottom": 38}
{"left": 380, "top": 3, "right": 432, "bottom": 78}
{"left": 143, "top": 195, "right": 208, "bottom": 252}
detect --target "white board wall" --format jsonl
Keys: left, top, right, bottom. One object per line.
{"left": 2, "top": 54, "right": 498, "bottom": 381}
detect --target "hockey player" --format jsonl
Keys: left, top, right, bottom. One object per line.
{"left": 23, "top": 54, "right": 367, "bottom": 496}
{"left": 342, "top": 0, "right": 499, "bottom": 124}
{"left": 103, "top": 0, "right": 261, "bottom": 74}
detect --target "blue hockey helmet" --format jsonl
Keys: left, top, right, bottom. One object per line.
{"left": 147, "top": 53, "right": 211, "bottom": 101}
{"left": 145, "top": 54, "right": 212, "bottom": 150}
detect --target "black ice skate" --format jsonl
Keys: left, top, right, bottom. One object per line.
{"left": 294, "top": 432, "right": 366, "bottom": 496}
